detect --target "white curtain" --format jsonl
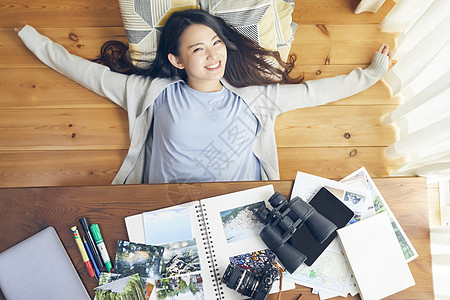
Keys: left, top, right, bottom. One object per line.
{"left": 361, "top": 0, "right": 450, "bottom": 179}
{"left": 356, "top": 2, "right": 450, "bottom": 298}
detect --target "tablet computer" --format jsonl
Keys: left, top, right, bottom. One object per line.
{"left": 0, "top": 226, "right": 91, "bottom": 300}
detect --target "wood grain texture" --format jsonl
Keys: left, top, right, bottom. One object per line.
{"left": 0, "top": 0, "right": 403, "bottom": 187}
{"left": 0, "top": 68, "right": 116, "bottom": 109}
{"left": 277, "top": 147, "right": 404, "bottom": 180}
{"left": 0, "top": 150, "right": 126, "bottom": 187}
{"left": 0, "top": 0, "right": 396, "bottom": 28}
{"left": 0, "top": 108, "right": 129, "bottom": 150}
{"left": 293, "top": 0, "right": 397, "bottom": 25}
{"left": 0, "top": 67, "right": 399, "bottom": 109}
{"left": 0, "top": 25, "right": 396, "bottom": 68}
{"left": 0, "top": 105, "right": 396, "bottom": 150}
{"left": 0, "top": 27, "right": 127, "bottom": 68}
{"left": 0, "top": 147, "right": 404, "bottom": 188}
{"left": 275, "top": 105, "right": 397, "bottom": 147}
{"left": 0, "top": 0, "right": 123, "bottom": 28}
{"left": 0, "top": 178, "right": 433, "bottom": 299}
{"left": 292, "top": 24, "right": 397, "bottom": 65}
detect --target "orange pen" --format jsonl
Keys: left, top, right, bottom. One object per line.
{"left": 71, "top": 226, "right": 95, "bottom": 277}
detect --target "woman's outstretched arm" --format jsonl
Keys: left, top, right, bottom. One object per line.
{"left": 16, "top": 25, "right": 136, "bottom": 110}
{"left": 275, "top": 44, "right": 392, "bottom": 114}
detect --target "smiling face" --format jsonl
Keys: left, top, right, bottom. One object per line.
{"left": 168, "top": 24, "right": 227, "bottom": 92}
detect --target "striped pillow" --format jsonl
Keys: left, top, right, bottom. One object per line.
{"left": 117, "top": 0, "right": 296, "bottom": 68}
{"left": 203, "top": 0, "right": 297, "bottom": 61}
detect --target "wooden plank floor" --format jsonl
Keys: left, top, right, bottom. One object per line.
{"left": 0, "top": 0, "right": 402, "bottom": 187}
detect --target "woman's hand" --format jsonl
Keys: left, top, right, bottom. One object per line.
{"left": 377, "top": 43, "right": 393, "bottom": 67}
{"left": 14, "top": 26, "right": 24, "bottom": 34}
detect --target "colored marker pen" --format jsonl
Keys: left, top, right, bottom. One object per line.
{"left": 79, "top": 217, "right": 104, "bottom": 268}
{"left": 90, "top": 224, "right": 113, "bottom": 272}
{"left": 83, "top": 235, "right": 100, "bottom": 279}
{"left": 71, "top": 226, "right": 95, "bottom": 277}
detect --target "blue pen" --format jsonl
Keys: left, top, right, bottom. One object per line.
{"left": 82, "top": 235, "right": 100, "bottom": 279}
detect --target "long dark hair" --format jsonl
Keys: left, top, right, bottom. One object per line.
{"left": 94, "top": 9, "right": 303, "bottom": 86}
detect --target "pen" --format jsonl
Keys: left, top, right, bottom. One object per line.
{"left": 83, "top": 235, "right": 100, "bottom": 279}
{"left": 90, "top": 224, "right": 113, "bottom": 272}
{"left": 79, "top": 217, "right": 104, "bottom": 268}
{"left": 71, "top": 226, "right": 95, "bottom": 278}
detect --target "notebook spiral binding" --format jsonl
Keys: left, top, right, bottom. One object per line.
{"left": 195, "top": 203, "right": 224, "bottom": 299}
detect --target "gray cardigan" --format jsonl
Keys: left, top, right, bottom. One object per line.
{"left": 19, "top": 25, "right": 389, "bottom": 184}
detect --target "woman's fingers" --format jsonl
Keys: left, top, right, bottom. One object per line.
{"left": 378, "top": 43, "right": 393, "bottom": 67}
{"left": 14, "top": 26, "right": 24, "bottom": 34}
{"left": 378, "top": 43, "right": 391, "bottom": 54}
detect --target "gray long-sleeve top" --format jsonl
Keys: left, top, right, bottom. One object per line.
{"left": 18, "top": 25, "right": 389, "bottom": 184}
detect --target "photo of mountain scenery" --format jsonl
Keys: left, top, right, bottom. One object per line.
{"left": 155, "top": 273, "right": 204, "bottom": 300}
{"left": 220, "top": 201, "right": 265, "bottom": 243}
{"left": 95, "top": 274, "right": 147, "bottom": 300}
{"left": 160, "top": 238, "right": 201, "bottom": 278}
{"left": 115, "top": 241, "right": 165, "bottom": 280}
{"left": 97, "top": 272, "right": 155, "bottom": 300}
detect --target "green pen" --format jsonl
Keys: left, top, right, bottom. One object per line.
{"left": 90, "top": 224, "right": 113, "bottom": 272}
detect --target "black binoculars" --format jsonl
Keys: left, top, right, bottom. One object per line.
{"left": 255, "top": 192, "right": 337, "bottom": 273}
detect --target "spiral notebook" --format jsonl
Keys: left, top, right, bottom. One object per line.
{"left": 125, "top": 185, "right": 296, "bottom": 299}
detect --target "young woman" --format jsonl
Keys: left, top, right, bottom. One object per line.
{"left": 17, "top": 9, "right": 392, "bottom": 184}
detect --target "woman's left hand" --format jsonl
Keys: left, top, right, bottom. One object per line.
{"left": 377, "top": 43, "right": 393, "bottom": 67}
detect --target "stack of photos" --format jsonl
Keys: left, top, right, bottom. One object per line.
{"left": 95, "top": 241, "right": 164, "bottom": 300}
{"left": 143, "top": 206, "right": 205, "bottom": 300}
{"left": 156, "top": 239, "right": 204, "bottom": 299}
{"left": 119, "top": 186, "right": 295, "bottom": 299}
{"left": 95, "top": 273, "right": 146, "bottom": 300}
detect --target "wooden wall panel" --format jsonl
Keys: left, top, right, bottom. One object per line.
{"left": 0, "top": 147, "right": 404, "bottom": 188}
{"left": 0, "top": 0, "right": 123, "bottom": 28}
{"left": 0, "top": 67, "right": 399, "bottom": 109}
{"left": 0, "top": 27, "right": 127, "bottom": 68}
{"left": 275, "top": 106, "right": 397, "bottom": 147}
{"left": 293, "top": 0, "right": 396, "bottom": 24}
{"left": 0, "top": 69, "right": 116, "bottom": 109}
{"left": 291, "top": 24, "right": 397, "bottom": 65}
{"left": 0, "top": 108, "right": 129, "bottom": 150}
{"left": 0, "top": 106, "right": 395, "bottom": 150}
{"left": 277, "top": 147, "right": 404, "bottom": 180}
{"left": 0, "top": 0, "right": 402, "bottom": 187}
{"left": 0, "top": 150, "right": 126, "bottom": 187}
{"left": 1, "top": 0, "right": 397, "bottom": 28}
{"left": 0, "top": 25, "right": 396, "bottom": 68}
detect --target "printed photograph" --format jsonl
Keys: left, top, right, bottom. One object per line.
{"left": 343, "top": 191, "right": 365, "bottom": 222}
{"left": 98, "top": 272, "right": 155, "bottom": 300}
{"left": 98, "top": 272, "right": 122, "bottom": 285}
{"left": 160, "top": 238, "right": 201, "bottom": 278}
{"left": 95, "top": 274, "right": 147, "bottom": 300}
{"left": 115, "top": 240, "right": 165, "bottom": 280}
{"left": 155, "top": 273, "right": 205, "bottom": 300}
{"left": 144, "top": 206, "right": 193, "bottom": 244}
{"left": 220, "top": 202, "right": 265, "bottom": 243}
{"left": 229, "top": 249, "right": 276, "bottom": 275}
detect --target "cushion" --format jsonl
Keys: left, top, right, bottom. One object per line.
{"left": 117, "top": 0, "right": 297, "bottom": 68}
{"left": 202, "top": 0, "right": 297, "bottom": 60}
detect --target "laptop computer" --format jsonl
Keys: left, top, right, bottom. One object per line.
{"left": 0, "top": 226, "right": 91, "bottom": 300}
